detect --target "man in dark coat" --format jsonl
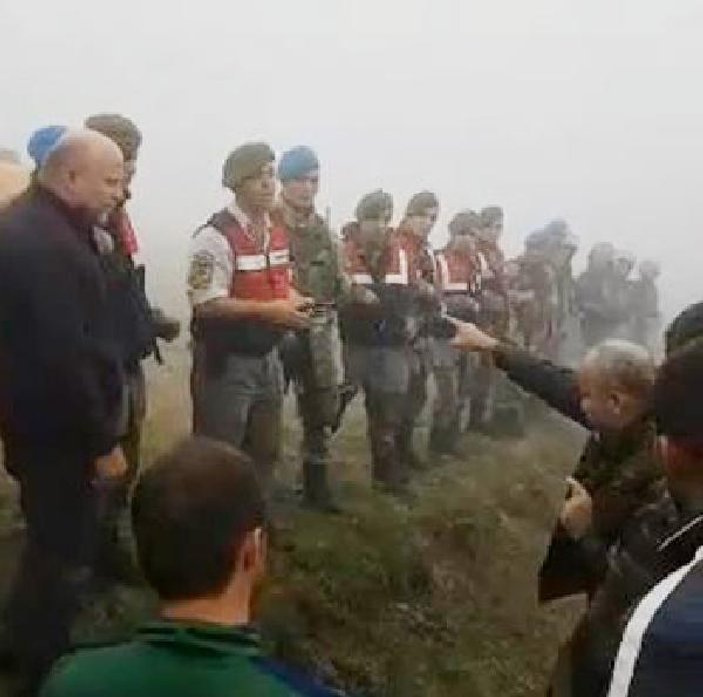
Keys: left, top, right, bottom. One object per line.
{"left": 0, "top": 130, "right": 128, "bottom": 695}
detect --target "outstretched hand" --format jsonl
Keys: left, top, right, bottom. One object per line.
{"left": 448, "top": 318, "right": 499, "bottom": 352}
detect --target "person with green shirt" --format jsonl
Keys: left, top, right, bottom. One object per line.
{"left": 40, "top": 437, "right": 345, "bottom": 697}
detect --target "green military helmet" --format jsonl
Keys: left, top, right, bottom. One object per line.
{"left": 355, "top": 189, "right": 393, "bottom": 222}
{"left": 85, "top": 113, "right": 142, "bottom": 162}
{"left": 405, "top": 190, "right": 439, "bottom": 217}
{"left": 614, "top": 249, "right": 637, "bottom": 276}
{"left": 589, "top": 242, "right": 616, "bottom": 267}
{"left": 639, "top": 259, "right": 661, "bottom": 280}
{"left": 480, "top": 205, "right": 504, "bottom": 228}
{"left": 449, "top": 209, "right": 481, "bottom": 237}
{"left": 222, "top": 142, "right": 275, "bottom": 191}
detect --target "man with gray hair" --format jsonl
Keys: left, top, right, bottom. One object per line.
{"left": 450, "top": 322, "right": 663, "bottom": 695}
{"left": 0, "top": 130, "right": 128, "bottom": 694}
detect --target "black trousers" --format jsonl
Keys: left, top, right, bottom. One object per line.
{"left": 3, "top": 442, "right": 99, "bottom": 694}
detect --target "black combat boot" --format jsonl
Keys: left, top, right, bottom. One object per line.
{"left": 302, "top": 459, "right": 341, "bottom": 514}
{"left": 396, "top": 423, "right": 427, "bottom": 472}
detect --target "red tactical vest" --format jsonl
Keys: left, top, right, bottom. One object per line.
{"left": 341, "top": 226, "right": 413, "bottom": 346}
{"left": 343, "top": 230, "right": 410, "bottom": 288}
{"left": 192, "top": 208, "right": 290, "bottom": 357}
{"left": 435, "top": 248, "right": 481, "bottom": 296}
{"left": 210, "top": 209, "right": 290, "bottom": 301}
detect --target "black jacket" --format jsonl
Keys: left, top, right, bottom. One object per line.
{"left": 493, "top": 346, "right": 662, "bottom": 602}
{"left": 0, "top": 186, "right": 123, "bottom": 460}
{"left": 557, "top": 493, "right": 703, "bottom": 697}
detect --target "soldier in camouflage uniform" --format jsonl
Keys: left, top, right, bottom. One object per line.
{"left": 577, "top": 243, "right": 622, "bottom": 348}
{"left": 611, "top": 249, "right": 637, "bottom": 341}
{"left": 340, "top": 191, "right": 425, "bottom": 494}
{"left": 85, "top": 113, "right": 181, "bottom": 581}
{"left": 630, "top": 260, "right": 662, "bottom": 354}
{"left": 430, "top": 210, "right": 482, "bottom": 455}
{"left": 395, "top": 192, "right": 440, "bottom": 470}
{"left": 541, "top": 219, "right": 581, "bottom": 363}
{"left": 275, "top": 146, "right": 348, "bottom": 511}
{"left": 509, "top": 229, "right": 558, "bottom": 354}
{"left": 470, "top": 206, "right": 512, "bottom": 432}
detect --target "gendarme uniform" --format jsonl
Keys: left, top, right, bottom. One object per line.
{"left": 275, "top": 146, "right": 347, "bottom": 510}
{"left": 430, "top": 210, "right": 482, "bottom": 454}
{"left": 41, "top": 621, "right": 344, "bottom": 697}
{"left": 188, "top": 144, "right": 290, "bottom": 484}
{"left": 339, "top": 191, "right": 415, "bottom": 493}
{"left": 471, "top": 206, "right": 511, "bottom": 431}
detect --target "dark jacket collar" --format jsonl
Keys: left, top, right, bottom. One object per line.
{"left": 30, "top": 183, "right": 96, "bottom": 242}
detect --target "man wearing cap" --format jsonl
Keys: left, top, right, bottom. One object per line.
{"left": 577, "top": 244, "right": 622, "bottom": 348}
{"left": 631, "top": 260, "right": 662, "bottom": 354}
{"left": 188, "top": 143, "right": 313, "bottom": 488}
{"left": 85, "top": 113, "right": 180, "bottom": 582}
{"left": 339, "top": 191, "right": 454, "bottom": 493}
{"left": 430, "top": 210, "right": 482, "bottom": 455}
{"left": 395, "top": 192, "right": 440, "bottom": 469}
{"left": 469, "top": 206, "right": 510, "bottom": 432}
{"left": 541, "top": 219, "right": 581, "bottom": 363}
{"left": 274, "top": 146, "right": 348, "bottom": 511}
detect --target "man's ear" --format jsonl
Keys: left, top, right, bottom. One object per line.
{"left": 238, "top": 530, "right": 259, "bottom": 574}
{"left": 240, "top": 527, "right": 267, "bottom": 575}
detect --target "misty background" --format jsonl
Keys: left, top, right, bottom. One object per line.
{"left": 2, "top": 0, "right": 701, "bottom": 319}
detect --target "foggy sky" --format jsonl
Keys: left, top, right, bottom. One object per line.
{"left": 2, "top": 0, "right": 702, "bottom": 316}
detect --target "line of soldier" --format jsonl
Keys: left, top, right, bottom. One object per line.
{"left": 185, "top": 140, "right": 664, "bottom": 512}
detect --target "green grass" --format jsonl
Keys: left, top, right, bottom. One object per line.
{"left": 0, "top": 345, "right": 586, "bottom": 696}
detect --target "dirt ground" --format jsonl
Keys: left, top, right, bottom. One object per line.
{"left": 0, "top": 343, "right": 587, "bottom": 696}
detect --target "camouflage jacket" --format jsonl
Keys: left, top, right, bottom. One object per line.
{"left": 274, "top": 206, "right": 347, "bottom": 303}
{"left": 274, "top": 205, "right": 346, "bottom": 399}
{"left": 493, "top": 346, "right": 664, "bottom": 601}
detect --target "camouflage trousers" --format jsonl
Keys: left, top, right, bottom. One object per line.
{"left": 95, "top": 363, "right": 146, "bottom": 579}
{"left": 345, "top": 343, "right": 411, "bottom": 492}
{"left": 430, "top": 340, "right": 474, "bottom": 452}
{"left": 289, "top": 327, "right": 342, "bottom": 508}
{"left": 396, "top": 340, "right": 431, "bottom": 467}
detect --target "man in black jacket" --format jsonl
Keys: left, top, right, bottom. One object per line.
{"left": 85, "top": 113, "right": 180, "bottom": 582}
{"left": 0, "top": 129, "right": 128, "bottom": 695}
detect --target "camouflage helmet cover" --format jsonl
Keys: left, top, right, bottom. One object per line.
{"left": 85, "top": 113, "right": 142, "bottom": 161}
{"left": 355, "top": 189, "right": 393, "bottom": 222}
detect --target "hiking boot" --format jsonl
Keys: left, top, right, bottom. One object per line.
{"left": 302, "top": 460, "right": 341, "bottom": 514}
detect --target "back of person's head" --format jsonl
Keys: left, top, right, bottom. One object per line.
{"left": 653, "top": 339, "right": 703, "bottom": 490}
{"left": 579, "top": 339, "right": 656, "bottom": 431}
{"left": 665, "top": 302, "right": 703, "bottom": 356}
{"left": 131, "top": 437, "right": 267, "bottom": 602}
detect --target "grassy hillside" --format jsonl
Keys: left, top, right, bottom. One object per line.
{"left": 0, "top": 344, "right": 586, "bottom": 696}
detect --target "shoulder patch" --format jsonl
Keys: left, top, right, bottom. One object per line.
{"left": 188, "top": 251, "right": 216, "bottom": 290}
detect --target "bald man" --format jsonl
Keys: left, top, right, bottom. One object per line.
{"left": 0, "top": 129, "right": 128, "bottom": 695}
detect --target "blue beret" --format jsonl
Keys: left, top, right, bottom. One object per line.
{"left": 27, "top": 125, "right": 67, "bottom": 167}
{"left": 278, "top": 146, "right": 319, "bottom": 182}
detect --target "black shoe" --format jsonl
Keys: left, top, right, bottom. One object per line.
{"left": 302, "top": 461, "right": 341, "bottom": 514}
